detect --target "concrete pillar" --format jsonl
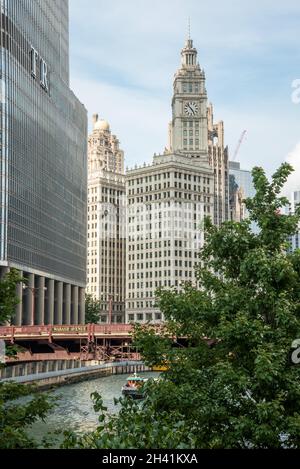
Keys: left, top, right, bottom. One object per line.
{"left": 24, "top": 273, "right": 34, "bottom": 325}
{"left": 46, "top": 279, "right": 54, "bottom": 325}
{"left": 64, "top": 284, "right": 71, "bottom": 324}
{"left": 13, "top": 270, "right": 23, "bottom": 326}
{"left": 0, "top": 268, "right": 11, "bottom": 325}
{"left": 78, "top": 287, "right": 85, "bottom": 324}
{"left": 71, "top": 286, "right": 79, "bottom": 324}
{"left": 36, "top": 277, "right": 45, "bottom": 325}
{"left": 55, "top": 281, "right": 63, "bottom": 325}
{"left": 0, "top": 266, "right": 10, "bottom": 279}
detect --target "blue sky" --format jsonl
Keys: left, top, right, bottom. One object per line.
{"left": 69, "top": 0, "right": 300, "bottom": 192}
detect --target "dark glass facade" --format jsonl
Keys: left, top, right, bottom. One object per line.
{"left": 0, "top": 0, "right": 87, "bottom": 286}
{"left": 0, "top": 0, "right": 87, "bottom": 325}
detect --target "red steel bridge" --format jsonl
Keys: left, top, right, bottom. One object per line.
{"left": 0, "top": 324, "right": 140, "bottom": 362}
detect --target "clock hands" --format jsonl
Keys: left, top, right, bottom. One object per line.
{"left": 185, "top": 102, "right": 197, "bottom": 116}
{"left": 187, "top": 103, "right": 195, "bottom": 115}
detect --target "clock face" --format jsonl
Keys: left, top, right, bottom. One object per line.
{"left": 184, "top": 101, "right": 198, "bottom": 116}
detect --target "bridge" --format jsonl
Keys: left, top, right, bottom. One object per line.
{"left": 0, "top": 324, "right": 139, "bottom": 362}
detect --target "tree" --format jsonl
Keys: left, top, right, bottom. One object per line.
{"left": 64, "top": 163, "right": 300, "bottom": 449}
{"left": 0, "top": 269, "right": 53, "bottom": 448}
{"left": 85, "top": 293, "right": 101, "bottom": 324}
{"left": 0, "top": 269, "right": 24, "bottom": 326}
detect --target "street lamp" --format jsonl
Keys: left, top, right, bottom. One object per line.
{"left": 22, "top": 283, "right": 47, "bottom": 326}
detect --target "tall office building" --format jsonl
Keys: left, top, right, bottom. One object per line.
{"left": 126, "top": 37, "right": 227, "bottom": 323}
{"left": 286, "top": 191, "right": 300, "bottom": 252}
{"left": 208, "top": 105, "right": 229, "bottom": 225}
{"left": 0, "top": 0, "right": 87, "bottom": 325}
{"left": 229, "top": 161, "right": 255, "bottom": 225}
{"left": 87, "top": 115, "right": 126, "bottom": 323}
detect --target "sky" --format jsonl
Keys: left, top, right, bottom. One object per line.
{"left": 69, "top": 0, "right": 300, "bottom": 193}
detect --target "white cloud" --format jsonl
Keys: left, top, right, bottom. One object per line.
{"left": 69, "top": 0, "right": 300, "bottom": 175}
{"left": 283, "top": 142, "right": 300, "bottom": 196}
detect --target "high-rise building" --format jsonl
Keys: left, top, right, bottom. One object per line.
{"left": 0, "top": 0, "right": 87, "bottom": 325}
{"left": 87, "top": 115, "right": 126, "bottom": 323}
{"left": 208, "top": 105, "right": 229, "bottom": 225}
{"left": 126, "top": 37, "right": 227, "bottom": 323}
{"left": 229, "top": 161, "right": 255, "bottom": 225}
{"left": 286, "top": 191, "right": 300, "bottom": 252}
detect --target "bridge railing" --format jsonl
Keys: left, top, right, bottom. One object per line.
{"left": 0, "top": 324, "right": 133, "bottom": 340}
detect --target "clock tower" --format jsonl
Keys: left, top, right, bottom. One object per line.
{"left": 169, "top": 37, "right": 208, "bottom": 159}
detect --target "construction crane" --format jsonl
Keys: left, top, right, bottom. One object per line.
{"left": 232, "top": 130, "right": 247, "bottom": 162}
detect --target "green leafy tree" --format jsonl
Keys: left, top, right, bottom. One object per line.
{"left": 0, "top": 269, "right": 24, "bottom": 326}
{"left": 64, "top": 163, "right": 300, "bottom": 449}
{"left": 0, "top": 269, "right": 53, "bottom": 448}
{"left": 85, "top": 293, "right": 101, "bottom": 324}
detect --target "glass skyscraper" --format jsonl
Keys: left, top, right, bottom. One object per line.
{"left": 229, "top": 161, "right": 257, "bottom": 232}
{"left": 229, "top": 162, "right": 255, "bottom": 200}
{"left": 0, "top": 0, "right": 87, "bottom": 325}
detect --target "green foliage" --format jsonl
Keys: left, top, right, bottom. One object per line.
{"left": 61, "top": 390, "right": 195, "bottom": 449}
{"left": 64, "top": 163, "right": 300, "bottom": 448}
{"left": 0, "top": 381, "right": 54, "bottom": 448}
{"left": 0, "top": 269, "right": 24, "bottom": 325}
{"left": 0, "top": 270, "right": 54, "bottom": 448}
{"left": 85, "top": 293, "right": 101, "bottom": 324}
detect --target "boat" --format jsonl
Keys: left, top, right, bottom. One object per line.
{"left": 151, "top": 364, "right": 169, "bottom": 372}
{"left": 121, "top": 372, "right": 148, "bottom": 399}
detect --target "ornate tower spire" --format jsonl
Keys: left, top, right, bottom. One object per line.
{"left": 169, "top": 36, "right": 208, "bottom": 157}
{"left": 181, "top": 24, "right": 198, "bottom": 68}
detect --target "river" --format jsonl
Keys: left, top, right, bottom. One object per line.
{"left": 29, "top": 371, "right": 159, "bottom": 447}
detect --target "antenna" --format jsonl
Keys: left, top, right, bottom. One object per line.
{"left": 188, "top": 17, "right": 191, "bottom": 40}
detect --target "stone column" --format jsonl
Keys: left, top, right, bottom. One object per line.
{"left": 78, "top": 287, "right": 85, "bottom": 324}
{"left": 25, "top": 273, "right": 34, "bottom": 325}
{"left": 64, "top": 284, "right": 71, "bottom": 324}
{"left": 1, "top": 268, "right": 11, "bottom": 325}
{"left": 46, "top": 279, "right": 54, "bottom": 325}
{"left": 36, "top": 277, "right": 45, "bottom": 325}
{"left": 13, "top": 271, "right": 23, "bottom": 326}
{"left": 0, "top": 266, "right": 10, "bottom": 279}
{"left": 55, "top": 281, "right": 63, "bottom": 325}
{"left": 71, "top": 286, "right": 79, "bottom": 324}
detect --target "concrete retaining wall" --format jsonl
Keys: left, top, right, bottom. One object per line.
{"left": 0, "top": 359, "right": 83, "bottom": 379}
{"left": 0, "top": 361, "right": 150, "bottom": 390}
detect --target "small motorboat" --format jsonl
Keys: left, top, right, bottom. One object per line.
{"left": 121, "top": 372, "right": 148, "bottom": 399}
